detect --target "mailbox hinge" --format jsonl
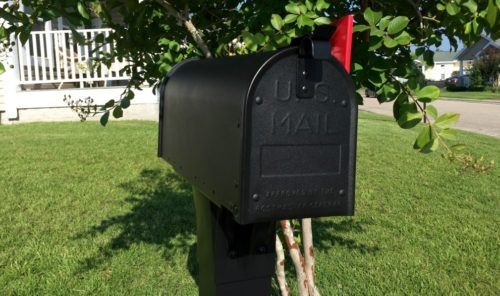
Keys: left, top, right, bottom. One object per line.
{"left": 296, "top": 37, "right": 331, "bottom": 98}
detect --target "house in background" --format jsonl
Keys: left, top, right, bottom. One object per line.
{"left": 0, "top": 2, "right": 157, "bottom": 125}
{"left": 418, "top": 51, "right": 462, "bottom": 81}
{"left": 416, "top": 35, "right": 500, "bottom": 82}
{"left": 457, "top": 35, "right": 500, "bottom": 75}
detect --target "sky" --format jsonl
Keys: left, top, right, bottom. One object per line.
{"left": 436, "top": 36, "right": 464, "bottom": 52}
{"left": 411, "top": 36, "right": 465, "bottom": 54}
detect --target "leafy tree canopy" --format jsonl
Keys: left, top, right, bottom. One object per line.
{"left": 0, "top": 0, "right": 499, "bottom": 157}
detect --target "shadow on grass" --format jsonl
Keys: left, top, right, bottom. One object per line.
{"left": 313, "top": 218, "right": 379, "bottom": 254}
{"left": 76, "top": 168, "right": 377, "bottom": 292}
{"left": 76, "top": 168, "right": 199, "bottom": 280}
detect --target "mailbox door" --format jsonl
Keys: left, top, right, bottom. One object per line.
{"left": 242, "top": 48, "right": 357, "bottom": 223}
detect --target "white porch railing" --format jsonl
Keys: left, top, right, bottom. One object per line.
{"left": 16, "top": 28, "right": 130, "bottom": 89}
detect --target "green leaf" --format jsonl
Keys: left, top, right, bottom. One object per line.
{"left": 364, "top": 8, "right": 382, "bottom": 27}
{"left": 242, "top": 32, "right": 259, "bottom": 51}
{"left": 19, "top": 27, "right": 32, "bottom": 45}
{"left": 0, "top": 62, "right": 5, "bottom": 74}
{"left": 368, "top": 36, "right": 384, "bottom": 51}
{"left": 125, "top": 90, "right": 135, "bottom": 101}
{"left": 394, "top": 31, "right": 412, "bottom": 45}
{"left": 395, "top": 98, "right": 423, "bottom": 129}
{"left": 305, "top": 0, "right": 313, "bottom": 10}
{"left": 255, "top": 33, "right": 266, "bottom": 44}
{"left": 417, "top": 85, "right": 440, "bottom": 102}
{"left": 94, "top": 33, "right": 105, "bottom": 44}
{"left": 70, "top": 28, "right": 86, "bottom": 44}
{"left": 353, "top": 63, "right": 363, "bottom": 71}
{"left": 77, "top": 2, "right": 90, "bottom": 20}
{"left": 305, "top": 11, "right": 319, "bottom": 18}
{"left": 370, "top": 28, "right": 385, "bottom": 37}
{"left": 450, "top": 144, "right": 466, "bottom": 151}
{"left": 425, "top": 105, "right": 438, "bottom": 119}
{"left": 472, "top": 19, "right": 481, "bottom": 35}
{"left": 286, "top": 28, "right": 297, "bottom": 38}
{"left": 353, "top": 24, "right": 370, "bottom": 33}
{"left": 423, "top": 50, "right": 434, "bottom": 67}
{"left": 398, "top": 108, "right": 423, "bottom": 129}
{"left": 421, "top": 138, "right": 439, "bottom": 153}
{"left": 271, "top": 14, "right": 283, "bottom": 31}
{"left": 486, "top": 0, "right": 498, "bottom": 27}
{"left": 437, "top": 3, "right": 446, "bottom": 11}
{"left": 446, "top": 3, "right": 461, "bottom": 16}
{"left": 0, "top": 8, "right": 19, "bottom": 23}
{"left": 0, "top": 27, "right": 6, "bottom": 40}
{"left": 414, "top": 124, "right": 433, "bottom": 150}
{"left": 298, "top": 4, "right": 308, "bottom": 14}
{"left": 120, "top": 91, "right": 133, "bottom": 109}
{"left": 368, "top": 70, "right": 387, "bottom": 86}
{"left": 100, "top": 111, "right": 109, "bottom": 126}
{"left": 387, "top": 16, "right": 410, "bottom": 35}
{"left": 285, "top": 3, "right": 301, "bottom": 15}
{"left": 393, "top": 93, "right": 409, "bottom": 119}
{"left": 439, "top": 129, "right": 457, "bottom": 140}
{"left": 376, "top": 82, "right": 400, "bottom": 102}
{"left": 314, "top": 17, "right": 331, "bottom": 25}
{"left": 284, "top": 14, "right": 298, "bottom": 24}
{"left": 104, "top": 99, "right": 115, "bottom": 109}
{"left": 297, "top": 15, "right": 314, "bottom": 27}
{"left": 435, "top": 113, "right": 460, "bottom": 129}
{"left": 120, "top": 98, "right": 131, "bottom": 109}
{"left": 415, "top": 47, "right": 425, "bottom": 57}
{"left": 315, "top": 0, "right": 330, "bottom": 10}
{"left": 465, "top": 21, "right": 472, "bottom": 34}
{"left": 383, "top": 36, "right": 398, "bottom": 48}
{"left": 379, "top": 16, "right": 392, "bottom": 30}
{"left": 355, "top": 92, "right": 364, "bottom": 105}
{"left": 112, "top": 106, "right": 123, "bottom": 118}
{"left": 463, "top": 0, "right": 478, "bottom": 13}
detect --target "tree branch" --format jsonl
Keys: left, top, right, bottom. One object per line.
{"left": 280, "top": 220, "right": 309, "bottom": 296}
{"left": 155, "top": 0, "right": 212, "bottom": 58}
{"left": 302, "top": 218, "right": 320, "bottom": 296}
{"left": 276, "top": 234, "right": 290, "bottom": 296}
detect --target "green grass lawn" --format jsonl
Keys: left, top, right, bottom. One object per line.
{"left": 440, "top": 89, "right": 500, "bottom": 100}
{"left": 0, "top": 113, "right": 498, "bottom": 295}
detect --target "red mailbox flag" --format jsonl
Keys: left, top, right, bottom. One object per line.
{"left": 330, "top": 15, "right": 354, "bottom": 73}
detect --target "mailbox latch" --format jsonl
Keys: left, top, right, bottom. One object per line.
{"left": 296, "top": 37, "right": 331, "bottom": 98}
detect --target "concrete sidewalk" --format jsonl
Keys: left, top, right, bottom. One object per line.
{"left": 359, "top": 97, "right": 500, "bottom": 138}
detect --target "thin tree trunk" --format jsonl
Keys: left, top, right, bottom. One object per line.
{"left": 280, "top": 220, "right": 309, "bottom": 296}
{"left": 302, "top": 218, "right": 320, "bottom": 296}
{"left": 276, "top": 234, "right": 290, "bottom": 296}
{"left": 155, "top": 0, "right": 212, "bottom": 58}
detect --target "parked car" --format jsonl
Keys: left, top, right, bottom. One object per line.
{"left": 445, "top": 74, "right": 470, "bottom": 90}
{"left": 365, "top": 87, "right": 377, "bottom": 98}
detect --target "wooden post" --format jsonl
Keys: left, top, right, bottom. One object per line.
{"left": 193, "top": 188, "right": 276, "bottom": 296}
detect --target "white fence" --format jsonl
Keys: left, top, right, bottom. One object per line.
{"left": 16, "top": 28, "right": 130, "bottom": 89}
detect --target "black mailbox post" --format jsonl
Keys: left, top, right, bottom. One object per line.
{"left": 158, "top": 25, "right": 357, "bottom": 296}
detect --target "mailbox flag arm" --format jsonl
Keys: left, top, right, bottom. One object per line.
{"left": 330, "top": 14, "right": 354, "bottom": 73}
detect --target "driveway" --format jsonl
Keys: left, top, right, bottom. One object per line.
{"left": 360, "top": 98, "right": 500, "bottom": 138}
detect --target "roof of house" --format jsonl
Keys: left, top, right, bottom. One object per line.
{"left": 457, "top": 35, "right": 500, "bottom": 60}
{"left": 433, "top": 51, "right": 460, "bottom": 62}
{"left": 415, "top": 51, "right": 459, "bottom": 64}
{"left": 415, "top": 35, "right": 500, "bottom": 64}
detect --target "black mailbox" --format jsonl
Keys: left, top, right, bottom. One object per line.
{"left": 158, "top": 35, "right": 357, "bottom": 225}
